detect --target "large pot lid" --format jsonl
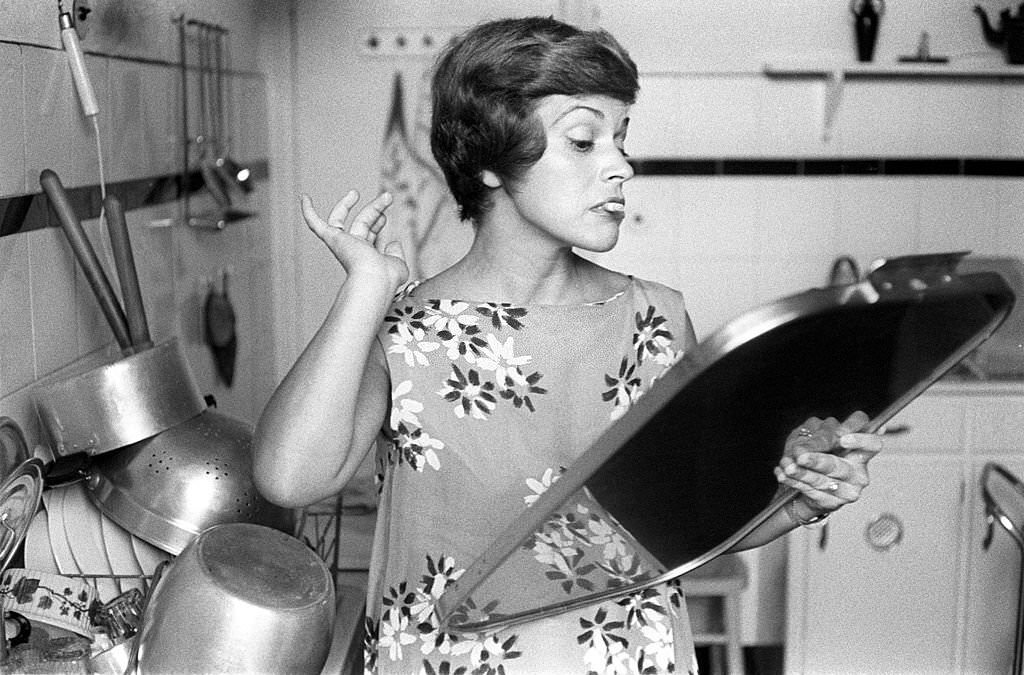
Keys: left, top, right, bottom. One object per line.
{"left": 0, "top": 458, "right": 45, "bottom": 573}
{"left": 436, "top": 252, "right": 1015, "bottom": 633}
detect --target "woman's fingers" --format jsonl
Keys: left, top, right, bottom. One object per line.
{"left": 327, "top": 190, "right": 360, "bottom": 229}
{"left": 349, "top": 192, "right": 393, "bottom": 239}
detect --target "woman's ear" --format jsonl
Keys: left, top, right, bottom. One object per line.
{"left": 480, "top": 169, "right": 502, "bottom": 188}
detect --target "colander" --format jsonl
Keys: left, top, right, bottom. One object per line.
{"left": 82, "top": 407, "right": 295, "bottom": 555}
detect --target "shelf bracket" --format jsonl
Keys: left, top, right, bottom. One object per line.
{"left": 821, "top": 69, "right": 845, "bottom": 143}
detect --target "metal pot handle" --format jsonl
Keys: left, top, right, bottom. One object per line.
{"left": 124, "top": 559, "right": 170, "bottom": 675}
{"left": 43, "top": 452, "right": 92, "bottom": 488}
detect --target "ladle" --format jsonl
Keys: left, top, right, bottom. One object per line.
{"left": 195, "top": 24, "right": 231, "bottom": 212}
{"left": 211, "top": 27, "right": 252, "bottom": 195}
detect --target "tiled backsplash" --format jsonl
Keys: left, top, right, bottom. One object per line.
{"left": 0, "top": 1, "right": 275, "bottom": 449}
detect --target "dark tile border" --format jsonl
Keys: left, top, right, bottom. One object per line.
{"left": 0, "top": 160, "right": 268, "bottom": 236}
{"left": 630, "top": 157, "right": 1024, "bottom": 177}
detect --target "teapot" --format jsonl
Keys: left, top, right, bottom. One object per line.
{"left": 974, "top": 3, "right": 1024, "bottom": 64}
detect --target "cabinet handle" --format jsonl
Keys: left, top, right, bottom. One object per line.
{"left": 818, "top": 522, "right": 829, "bottom": 550}
{"left": 881, "top": 423, "right": 911, "bottom": 435}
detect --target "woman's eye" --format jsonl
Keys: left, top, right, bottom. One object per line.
{"left": 569, "top": 139, "right": 594, "bottom": 152}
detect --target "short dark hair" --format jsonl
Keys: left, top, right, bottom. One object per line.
{"left": 430, "top": 16, "right": 639, "bottom": 222}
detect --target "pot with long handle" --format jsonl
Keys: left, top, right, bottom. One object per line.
{"left": 31, "top": 338, "right": 207, "bottom": 457}
{"left": 104, "top": 194, "right": 151, "bottom": 350}
{"left": 40, "top": 169, "right": 133, "bottom": 353}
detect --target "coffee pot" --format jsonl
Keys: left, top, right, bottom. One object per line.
{"left": 974, "top": 3, "right": 1024, "bottom": 64}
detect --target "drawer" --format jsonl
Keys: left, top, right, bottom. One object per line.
{"left": 967, "top": 396, "right": 1024, "bottom": 452}
{"left": 878, "top": 394, "right": 967, "bottom": 454}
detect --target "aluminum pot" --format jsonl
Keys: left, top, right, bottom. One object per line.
{"left": 31, "top": 339, "right": 206, "bottom": 457}
{"left": 78, "top": 407, "right": 296, "bottom": 555}
{"left": 137, "top": 523, "right": 335, "bottom": 674}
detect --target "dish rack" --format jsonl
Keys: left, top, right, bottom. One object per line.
{"left": 300, "top": 493, "right": 374, "bottom": 576}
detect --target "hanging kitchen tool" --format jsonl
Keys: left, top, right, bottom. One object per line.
{"left": 204, "top": 268, "right": 237, "bottom": 387}
{"left": 211, "top": 27, "right": 252, "bottom": 195}
{"left": 195, "top": 24, "right": 231, "bottom": 213}
{"left": 436, "top": 252, "right": 1016, "bottom": 634}
{"left": 137, "top": 523, "right": 334, "bottom": 674}
{"left": 44, "top": 406, "right": 296, "bottom": 555}
{"left": 104, "top": 195, "right": 152, "bottom": 351}
{"left": 39, "top": 170, "right": 133, "bottom": 354}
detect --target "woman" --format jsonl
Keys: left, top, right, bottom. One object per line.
{"left": 254, "top": 16, "right": 881, "bottom": 674}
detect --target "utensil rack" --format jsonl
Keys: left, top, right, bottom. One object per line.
{"left": 173, "top": 15, "right": 253, "bottom": 230}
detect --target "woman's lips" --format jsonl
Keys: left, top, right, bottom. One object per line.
{"left": 592, "top": 200, "right": 625, "bottom": 214}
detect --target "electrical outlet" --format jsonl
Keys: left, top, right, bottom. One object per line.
{"left": 359, "top": 28, "right": 453, "bottom": 57}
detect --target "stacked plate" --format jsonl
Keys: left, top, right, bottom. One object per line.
{"left": 26, "top": 484, "right": 171, "bottom": 604}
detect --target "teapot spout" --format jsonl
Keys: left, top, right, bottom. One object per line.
{"left": 974, "top": 5, "right": 1006, "bottom": 45}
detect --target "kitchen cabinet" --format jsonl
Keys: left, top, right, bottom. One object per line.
{"left": 786, "top": 385, "right": 1024, "bottom": 674}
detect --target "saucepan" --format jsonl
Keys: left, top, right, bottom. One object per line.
{"left": 137, "top": 523, "right": 334, "bottom": 674}
{"left": 36, "top": 170, "right": 205, "bottom": 456}
{"left": 47, "top": 406, "right": 296, "bottom": 555}
{"left": 31, "top": 339, "right": 207, "bottom": 457}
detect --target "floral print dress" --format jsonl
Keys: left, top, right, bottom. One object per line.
{"left": 365, "top": 276, "right": 700, "bottom": 674}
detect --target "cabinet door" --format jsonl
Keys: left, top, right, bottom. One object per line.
{"left": 962, "top": 457, "right": 1024, "bottom": 675}
{"left": 788, "top": 455, "right": 964, "bottom": 674}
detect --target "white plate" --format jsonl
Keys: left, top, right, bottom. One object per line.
{"left": 45, "top": 489, "right": 79, "bottom": 577}
{"left": 100, "top": 514, "right": 145, "bottom": 594}
{"left": 61, "top": 484, "right": 120, "bottom": 602}
{"left": 23, "top": 508, "right": 59, "bottom": 574}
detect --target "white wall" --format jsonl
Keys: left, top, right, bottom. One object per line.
{"left": 287, "top": 0, "right": 1024, "bottom": 343}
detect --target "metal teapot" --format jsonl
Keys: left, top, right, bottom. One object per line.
{"left": 974, "top": 3, "right": 1024, "bottom": 64}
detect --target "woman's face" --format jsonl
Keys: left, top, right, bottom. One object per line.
{"left": 498, "top": 94, "right": 634, "bottom": 253}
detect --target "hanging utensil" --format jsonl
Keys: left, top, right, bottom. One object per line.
{"left": 204, "top": 268, "right": 237, "bottom": 387}
{"left": 39, "top": 169, "right": 133, "bottom": 354}
{"left": 196, "top": 24, "right": 230, "bottom": 211}
{"left": 104, "top": 195, "right": 151, "bottom": 350}
{"left": 212, "top": 27, "right": 252, "bottom": 195}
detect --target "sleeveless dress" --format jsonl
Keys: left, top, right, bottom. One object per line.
{"left": 365, "top": 276, "right": 700, "bottom": 674}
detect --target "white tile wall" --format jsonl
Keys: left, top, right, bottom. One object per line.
{"left": 23, "top": 47, "right": 109, "bottom": 190}
{"left": 0, "top": 233, "right": 34, "bottom": 394}
{"left": 0, "top": 0, "right": 276, "bottom": 449}
{"left": 107, "top": 60, "right": 182, "bottom": 182}
{"left": 0, "top": 44, "right": 26, "bottom": 197}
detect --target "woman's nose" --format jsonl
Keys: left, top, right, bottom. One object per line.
{"left": 603, "top": 149, "right": 634, "bottom": 183}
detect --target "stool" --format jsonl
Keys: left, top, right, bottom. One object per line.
{"left": 677, "top": 553, "right": 748, "bottom": 675}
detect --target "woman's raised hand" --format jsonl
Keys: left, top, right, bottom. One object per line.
{"left": 300, "top": 190, "right": 409, "bottom": 291}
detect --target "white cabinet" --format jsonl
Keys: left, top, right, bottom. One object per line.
{"left": 786, "top": 387, "right": 1024, "bottom": 674}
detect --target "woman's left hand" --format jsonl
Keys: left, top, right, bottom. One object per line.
{"left": 774, "top": 410, "right": 883, "bottom": 517}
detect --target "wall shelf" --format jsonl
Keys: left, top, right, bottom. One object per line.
{"left": 763, "top": 59, "right": 1024, "bottom": 141}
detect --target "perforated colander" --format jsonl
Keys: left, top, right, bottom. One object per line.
{"left": 85, "top": 408, "right": 295, "bottom": 555}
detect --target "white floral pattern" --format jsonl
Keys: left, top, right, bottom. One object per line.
{"left": 368, "top": 278, "right": 698, "bottom": 674}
